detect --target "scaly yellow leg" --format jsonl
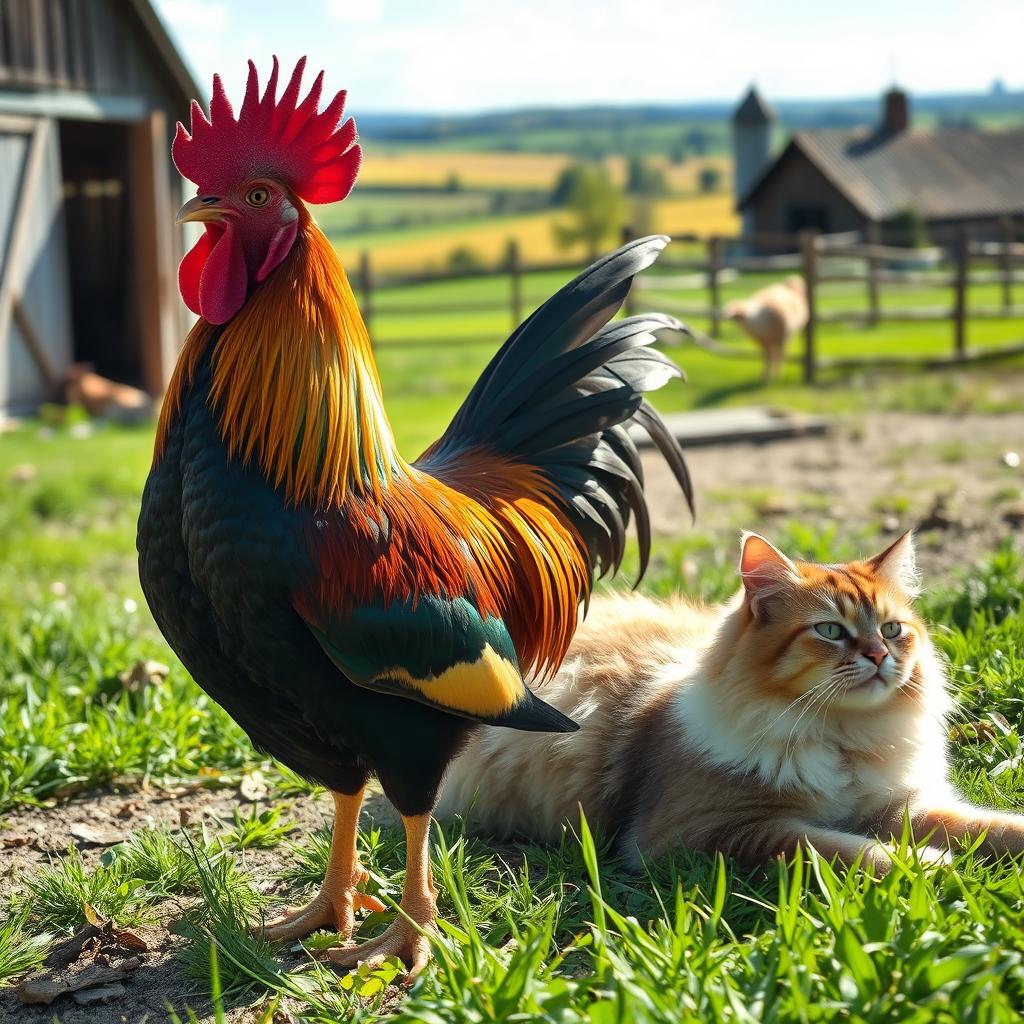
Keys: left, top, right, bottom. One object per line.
{"left": 327, "top": 812, "right": 436, "bottom": 982}
{"left": 259, "top": 788, "right": 385, "bottom": 942}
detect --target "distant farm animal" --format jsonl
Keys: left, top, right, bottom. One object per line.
{"left": 725, "top": 276, "right": 808, "bottom": 381}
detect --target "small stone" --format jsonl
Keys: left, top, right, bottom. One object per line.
{"left": 881, "top": 516, "right": 901, "bottom": 533}
{"left": 69, "top": 823, "right": 126, "bottom": 847}
{"left": 8, "top": 463, "right": 36, "bottom": 483}
{"left": 1003, "top": 451, "right": 1021, "bottom": 469}
{"left": 72, "top": 983, "right": 126, "bottom": 1006}
{"left": 240, "top": 769, "right": 269, "bottom": 802}
{"left": 49, "top": 580, "right": 67, "bottom": 597}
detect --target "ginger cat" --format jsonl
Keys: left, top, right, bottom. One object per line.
{"left": 439, "top": 533, "right": 1024, "bottom": 871}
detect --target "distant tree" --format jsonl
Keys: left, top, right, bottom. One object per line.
{"left": 551, "top": 162, "right": 600, "bottom": 206}
{"left": 698, "top": 164, "right": 723, "bottom": 194}
{"left": 670, "top": 143, "right": 687, "bottom": 165}
{"left": 447, "top": 245, "right": 483, "bottom": 273}
{"left": 443, "top": 172, "right": 462, "bottom": 193}
{"left": 552, "top": 164, "right": 627, "bottom": 260}
{"left": 630, "top": 195, "right": 655, "bottom": 238}
{"left": 686, "top": 128, "right": 710, "bottom": 155}
{"left": 626, "top": 156, "right": 668, "bottom": 197}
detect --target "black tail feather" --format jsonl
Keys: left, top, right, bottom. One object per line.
{"left": 421, "top": 235, "right": 694, "bottom": 587}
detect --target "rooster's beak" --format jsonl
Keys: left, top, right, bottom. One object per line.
{"left": 176, "top": 196, "right": 228, "bottom": 225}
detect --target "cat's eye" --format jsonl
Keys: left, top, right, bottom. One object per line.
{"left": 245, "top": 186, "right": 270, "bottom": 208}
{"left": 880, "top": 621, "right": 902, "bottom": 639}
{"left": 814, "top": 622, "right": 846, "bottom": 641}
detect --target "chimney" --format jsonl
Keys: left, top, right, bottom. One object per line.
{"left": 882, "top": 87, "right": 909, "bottom": 134}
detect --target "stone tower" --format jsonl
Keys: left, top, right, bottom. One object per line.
{"left": 732, "top": 86, "right": 775, "bottom": 233}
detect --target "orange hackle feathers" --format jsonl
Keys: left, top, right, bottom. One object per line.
{"left": 155, "top": 215, "right": 590, "bottom": 679}
{"left": 157, "top": 207, "right": 398, "bottom": 507}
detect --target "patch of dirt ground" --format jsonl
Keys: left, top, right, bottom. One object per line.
{"left": 642, "top": 410, "right": 1024, "bottom": 581}
{"left": 1, "top": 784, "right": 401, "bottom": 1024}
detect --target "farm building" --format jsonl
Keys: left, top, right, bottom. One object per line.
{"left": 734, "top": 86, "right": 1024, "bottom": 244}
{"left": 0, "top": 0, "right": 198, "bottom": 414}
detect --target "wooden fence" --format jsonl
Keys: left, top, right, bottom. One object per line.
{"left": 353, "top": 219, "right": 1024, "bottom": 383}
{"left": 626, "top": 220, "right": 1024, "bottom": 382}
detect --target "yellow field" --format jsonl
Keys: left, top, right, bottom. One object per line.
{"left": 653, "top": 194, "right": 740, "bottom": 236}
{"left": 359, "top": 150, "right": 571, "bottom": 189}
{"left": 359, "top": 150, "right": 733, "bottom": 195}
{"left": 334, "top": 193, "right": 740, "bottom": 274}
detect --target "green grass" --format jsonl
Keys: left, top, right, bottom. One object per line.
{"left": 354, "top": 264, "right": 1024, "bottom": 450}
{"left": 2, "top": 337, "right": 1024, "bottom": 1017}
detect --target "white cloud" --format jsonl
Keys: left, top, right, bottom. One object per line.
{"left": 154, "top": 0, "right": 1024, "bottom": 114}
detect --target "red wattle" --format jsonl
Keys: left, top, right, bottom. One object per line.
{"left": 178, "top": 228, "right": 216, "bottom": 316}
{"left": 198, "top": 222, "right": 249, "bottom": 325}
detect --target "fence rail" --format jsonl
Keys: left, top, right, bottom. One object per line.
{"left": 352, "top": 217, "right": 1024, "bottom": 382}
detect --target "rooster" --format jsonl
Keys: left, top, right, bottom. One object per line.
{"left": 138, "top": 57, "right": 693, "bottom": 978}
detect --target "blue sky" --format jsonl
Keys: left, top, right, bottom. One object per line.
{"left": 152, "top": 0, "right": 1021, "bottom": 114}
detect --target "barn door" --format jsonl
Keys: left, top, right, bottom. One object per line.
{"left": 0, "top": 114, "right": 72, "bottom": 410}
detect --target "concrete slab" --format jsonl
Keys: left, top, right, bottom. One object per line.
{"left": 631, "top": 406, "right": 829, "bottom": 448}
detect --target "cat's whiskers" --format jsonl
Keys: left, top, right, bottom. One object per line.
{"left": 747, "top": 679, "right": 834, "bottom": 754}
{"left": 781, "top": 676, "right": 845, "bottom": 765}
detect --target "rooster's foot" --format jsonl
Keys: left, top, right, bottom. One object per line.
{"left": 258, "top": 865, "right": 385, "bottom": 942}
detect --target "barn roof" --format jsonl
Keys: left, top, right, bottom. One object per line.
{"left": 127, "top": 0, "right": 202, "bottom": 108}
{"left": 739, "top": 126, "right": 1024, "bottom": 221}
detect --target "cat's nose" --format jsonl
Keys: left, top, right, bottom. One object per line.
{"left": 862, "top": 642, "right": 888, "bottom": 667}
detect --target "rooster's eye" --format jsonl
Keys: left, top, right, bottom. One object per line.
{"left": 246, "top": 186, "right": 270, "bottom": 208}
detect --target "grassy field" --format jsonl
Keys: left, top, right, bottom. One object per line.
{"left": 326, "top": 193, "right": 739, "bottom": 274}
{"left": 1, "top": 402, "right": 1023, "bottom": 1019}
{"left": 1, "top": 260, "right": 1023, "bottom": 1020}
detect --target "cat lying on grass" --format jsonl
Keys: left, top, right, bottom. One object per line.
{"left": 439, "top": 532, "right": 1024, "bottom": 871}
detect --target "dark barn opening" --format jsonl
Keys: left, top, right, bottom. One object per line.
{"left": 59, "top": 118, "right": 142, "bottom": 386}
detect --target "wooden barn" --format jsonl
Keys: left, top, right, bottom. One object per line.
{"left": 737, "top": 88, "right": 1024, "bottom": 245}
{"left": 0, "top": 0, "right": 198, "bottom": 414}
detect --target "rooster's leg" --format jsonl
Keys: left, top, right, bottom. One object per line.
{"left": 327, "top": 812, "right": 435, "bottom": 982}
{"left": 259, "top": 788, "right": 385, "bottom": 942}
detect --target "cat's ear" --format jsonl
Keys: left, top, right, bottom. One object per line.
{"left": 865, "top": 531, "right": 920, "bottom": 595}
{"left": 739, "top": 532, "right": 799, "bottom": 619}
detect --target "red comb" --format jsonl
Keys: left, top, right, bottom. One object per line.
{"left": 172, "top": 56, "right": 361, "bottom": 204}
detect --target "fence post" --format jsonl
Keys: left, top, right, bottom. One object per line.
{"left": 359, "top": 250, "right": 374, "bottom": 344}
{"left": 953, "top": 227, "right": 968, "bottom": 360}
{"left": 507, "top": 239, "right": 523, "bottom": 329}
{"left": 1000, "top": 216, "right": 1013, "bottom": 314}
{"left": 621, "top": 225, "right": 636, "bottom": 315}
{"left": 800, "top": 230, "right": 818, "bottom": 384}
{"left": 707, "top": 235, "right": 722, "bottom": 338}
{"left": 866, "top": 222, "right": 881, "bottom": 327}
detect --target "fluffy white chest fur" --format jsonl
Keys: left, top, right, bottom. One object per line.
{"left": 668, "top": 658, "right": 953, "bottom": 827}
